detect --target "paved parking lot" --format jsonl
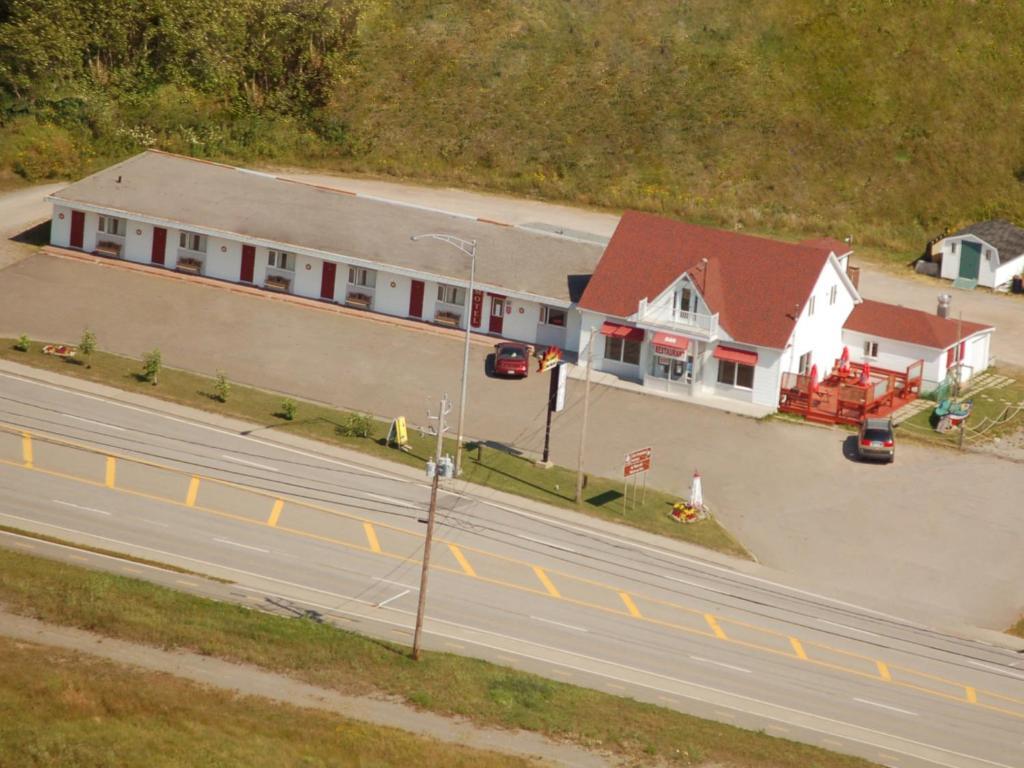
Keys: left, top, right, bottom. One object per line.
{"left": 2, "top": 250, "right": 1023, "bottom": 631}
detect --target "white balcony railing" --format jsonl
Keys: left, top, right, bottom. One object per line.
{"left": 637, "top": 299, "right": 719, "bottom": 339}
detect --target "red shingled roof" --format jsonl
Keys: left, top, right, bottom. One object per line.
{"left": 843, "top": 300, "right": 992, "bottom": 350}
{"left": 799, "top": 237, "right": 852, "bottom": 256}
{"left": 579, "top": 211, "right": 837, "bottom": 349}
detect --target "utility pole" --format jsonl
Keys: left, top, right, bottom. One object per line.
{"left": 412, "top": 394, "right": 450, "bottom": 661}
{"left": 575, "top": 331, "right": 594, "bottom": 504}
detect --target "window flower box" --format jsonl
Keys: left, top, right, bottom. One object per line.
{"left": 176, "top": 257, "right": 203, "bottom": 275}
{"left": 434, "top": 311, "right": 461, "bottom": 327}
{"left": 265, "top": 275, "right": 291, "bottom": 293}
{"left": 94, "top": 241, "right": 123, "bottom": 259}
{"left": 346, "top": 292, "right": 372, "bottom": 309}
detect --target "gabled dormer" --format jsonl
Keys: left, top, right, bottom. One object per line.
{"left": 636, "top": 272, "right": 719, "bottom": 339}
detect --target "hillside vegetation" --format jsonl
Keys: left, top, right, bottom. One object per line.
{"left": 3, "top": 1, "right": 1024, "bottom": 254}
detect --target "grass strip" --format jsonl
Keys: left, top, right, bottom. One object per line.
{"left": 0, "top": 547, "right": 876, "bottom": 767}
{"left": 0, "top": 638, "right": 533, "bottom": 768}
{"left": 0, "top": 339, "right": 749, "bottom": 558}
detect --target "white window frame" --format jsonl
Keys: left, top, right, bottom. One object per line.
{"left": 268, "top": 250, "right": 294, "bottom": 271}
{"left": 540, "top": 305, "right": 567, "bottom": 327}
{"left": 348, "top": 267, "right": 376, "bottom": 288}
{"left": 98, "top": 215, "right": 125, "bottom": 237}
{"left": 863, "top": 340, "right": 879, "bottom": 358}
{"left": 829, "top": 285, "right": 838, "bottom": 305}
{"left": 798, "top": 351, "right": 812, "bottom": 375}
{"left": 717, "top": 359, "right": 755, "bottom": 390}
{"left": 807, "top": 295, "right": 816, "bottom": 316}
{"left": 178, "top": 231, "right": 206, "bottom": 253}
{"left": 604, "top": 336, "right": 641, "bottom": 366}
{"left": 437, "top": 284, "right": 466, "bottom": 307}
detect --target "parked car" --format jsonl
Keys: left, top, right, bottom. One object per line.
{"left": 857, "top": 417, "right": 895, "bottom": 463}
{"left": 493, "top": 342, "right": 530, "bottom": 378}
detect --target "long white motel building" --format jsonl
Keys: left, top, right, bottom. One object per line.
{"left": 48, "top": 151, "right": 995, "bottom": 415}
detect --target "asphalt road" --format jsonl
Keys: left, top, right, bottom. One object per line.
{"left": 1, "top": 370, "right": 1022, "bottom": 768}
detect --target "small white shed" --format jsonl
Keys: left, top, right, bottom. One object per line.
{"left": 936, "top": 220, "right": 1024, "bottom": 289}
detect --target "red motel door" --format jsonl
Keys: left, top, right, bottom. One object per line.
{"left": 240, "top": 244, "right": 255, "bottom": 283}
{"left": 409, "top": 280, "right": 425, "bottom": 318}
{"left": 488, "top": 295, "right": 505, "bottom": 335}
{"left": 320, "top": 261, "right": 336, "bottom": 300}
{"left": 69, "top": 210, "right": 85, "bottom": 249}
{"left": 151, "top": 227, "right": 166, "bottom": 265}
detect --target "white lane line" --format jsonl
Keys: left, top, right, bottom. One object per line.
{"left": 516, "top": 534, "right": 576, "bottom": 554}
{"left": 60, "top": 413, "right": 126, "bottom": 431}
{"left": 52, "top": 499, "right": 111, "bottom": 516}
{"left": 967, "top": 659, "right": 1024, "bottom": 681}
{"left": 139, "top": 519, "right": 169, "bottom": 528}
{"left": 818, "top": 619, "right": 881, "bottom": 638}
{"left": 372, "top": 577, "right": 419, "bottom": 590}
{"left": 854, "top": 698, "right": 917, "bottom": 716}
{"left": 530, "top": 616, "right": 588, "bottom": 633}
{"left": 376, "top": 589, "right": 410, "bottom": 608}
{"left": 0, "top": 519, "right": 1011, "bottom": 768}
{"left": 220, "top": 454, "right": 278, "bottom": 472}
{"left": 213, "top": 537, "right": 270, "bottom": 553}
{"left": 362, "top": 491, "right": 419, "bottom": 509}
{"left": 690, "top": 656, "right": 752, "bottom": 674}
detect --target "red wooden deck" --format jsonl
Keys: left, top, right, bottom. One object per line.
{"left": 779, "top": 359, "right": 923, "bottom": 425}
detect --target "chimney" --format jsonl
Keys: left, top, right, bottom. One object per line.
{"left": 937, "top": 293, "right": 951, "bottom": 318}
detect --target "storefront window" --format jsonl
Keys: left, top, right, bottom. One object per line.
{"left": 651, "top": 355, "right": 691, "bottom": 382}
{"left": 717, "top": 360, "right": 755, "bottom": 389}
{"left": 605, "top": 337, "right": 641, "bottom": 365}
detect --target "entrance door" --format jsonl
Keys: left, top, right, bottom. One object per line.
{"left": 488, "top": 296, "right": 505, "bottom": 335}
{"left": 70, "top": 210, "right": 85, "bottom": 249}
{"left": 409, "top": 280, "right": 425, "bottom": 318}
{"left": 320, "top": 261, "right": 337, "bottom": 300}
{"left": 240, "top": 244, "right": 255, "bottom": 283}
{"left": 959, "top": 241, "right": 982, "bottom": 279}
{"left": 151, "top": 227, "right": 167, "bottom": 265}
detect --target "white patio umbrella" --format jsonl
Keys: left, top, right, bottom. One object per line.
{"left": 688, "top": 470, "right": 703, "bottom": 510}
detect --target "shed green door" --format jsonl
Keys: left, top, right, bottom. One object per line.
{"left": 959, "top": 241, "right": 982, "bottom": 279}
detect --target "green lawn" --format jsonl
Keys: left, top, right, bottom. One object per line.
{"left": 0, "top": 338, "right": 749, "bottom": 558}
{"left": 0, "top": 546, "right": 878, "bottom": 768}
{"left": 0, "top": 638, "right": 533, "bottom": 768}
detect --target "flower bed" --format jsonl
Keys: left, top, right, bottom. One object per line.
{"left": 42, "top": 344, "right": 76, "bottom": 358}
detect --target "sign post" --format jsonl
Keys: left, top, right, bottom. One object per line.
{"left": 622, "top": 447, "right": 652, "bottom": 512}
{"left": 537, "top": 346, "right": 564, "bottom": 466}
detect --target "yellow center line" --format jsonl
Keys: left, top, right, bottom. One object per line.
{"left": 104, "top": 456, "right": 116, "bottom": 488}
{"left": 533, "top": 566, "right": 560, "bottom": 597}
{"left": 448, "top": 543, "right": 476, "bottom": 577}
{"left": 21, "top": 432, "right": 32, "bottom": 468}
{"left": 790, "top": 636, "right": 807, "bottom": 660}
{"left": 966, "top": 686, "right": 978, "bottom": 704}
{"left": 267, "top": 499, "right": 284, "bottom": 527}
{"left": 705, "top": 613, "right": 727, "bottom": 640}
{"left": 185, "top": 476, "right": 200, "bottom": 507}
{"left": 363, "top": 522, "right": 381, "bottom": 553}
{"left": 619, "top": 591, "right": 642, "bottom": 618}
{"left": 876, "top": 661, "right": 892, "bottom": 681}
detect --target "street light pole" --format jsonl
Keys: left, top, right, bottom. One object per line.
{"left": 411, "top": 234, "right": 476, "bottom": 476}
{"left": 575, "top": 330, "right": 594, "bottom": 504}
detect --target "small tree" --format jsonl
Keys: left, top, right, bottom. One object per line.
{"left": 142, "top": 348, "right": 162, "bottom": 385}
{"left": 214, "top": 371, "right": 231, "bottom": 403}
{"left": 78, "top": 328, "right": 97, "bottom": 367}
{"left": 280, "top": 398, "right": 297, "bottom": 421}
{"left": 14, "top": 335, "right": 30, "bottom": 352}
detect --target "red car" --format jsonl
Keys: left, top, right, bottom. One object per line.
{"left": 493, "top": 342, "right": 530, "bottom": 378}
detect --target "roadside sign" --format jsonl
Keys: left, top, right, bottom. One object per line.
{"left": 553, "top": 362, "right": 567, "bottom": 412}
{"left": 623, "top": 447, "right": 652, "bottom": 477}
{"left": 388, "top": 416, "right": 409, "bottom": 449}
{"left": 537, "top": 345, "right": 562, "bottom": 373}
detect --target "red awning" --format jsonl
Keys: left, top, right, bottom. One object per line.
{"left": 713, "top": 345, "right": 758, "bottom": 366}
{"left": 600, "top": 321, "right": 644, "bottom": 342}
{"left": 651, "top": 331, "right": 689, "bottom": 357}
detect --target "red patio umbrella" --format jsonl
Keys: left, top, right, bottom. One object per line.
{"left": 839, "top": 346, "right": 850, "bottom": 374}
{"left": 809, "top": 363, "right": 819, "bottom": 395}
{"left": 859, "top": 360, "right": 871, "bottom": 385}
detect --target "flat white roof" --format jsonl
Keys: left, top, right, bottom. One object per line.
{"left": 49, "top": 151, "right": 603, "bottom": 303}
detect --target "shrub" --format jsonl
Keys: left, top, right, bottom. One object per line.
{"left": 14, "top": 335, "right": 30, "bottom": 352}
{"left": 78, "top": 329, "right": 96, "bottom": 367}
{"left": 337, "top": 412, "right": 374, "bottom": 438}
{"left": 142, "top": 349, "right": 162, "bottom": 385}
{"left": 280, "top": 398, "right": 296, "bottom": 421}
{"left": 214, "top": 371, "right": 231, "bottom": 403}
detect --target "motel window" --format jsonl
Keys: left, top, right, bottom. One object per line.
{"left": 807, "top": 295, "right": 816, "bottom": 316}
{"left": 717, "top": 360, "right": 755, "bottom": 389}
{"left": 798, "top": 351, "right": 812, "bottom": 375}
{"left": 829, "top": 285, "right": 838, "bottom": 305}
{"left": 540, "top": 306, "right": 567, "bottom": 327}
{"left": 179, "top": 231, "right": 206, "bottom": 253}
{"left": 605, "top": 336, "right": 641, "bottom": 366}
{"left": 863, "top": 340, "right": 879, "bottom": 358}
{"left": 268, "top": 250, "right": 294, "bottom": 271}
{"left": 348, "top": 267, "right": 376, "bottom": 288}
{"left": 437, "top": 284, "right": 466, "bottom": 306}
{"left": 98, "top": 216, "right": 125, "bottom": 236}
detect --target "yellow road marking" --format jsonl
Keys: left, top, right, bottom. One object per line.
{"left": 267, "top": 499, "right": 284, "bottom": 527}
{"left": 705, "top": 613, "right": 727, "bottom": 640}
{"left": 619, "top": 591, "right": 641, "bottom": 618}
{"left": 790, "top": 636, "right": 807, "bottom": 660}
{"left": 21, "top": 432, "right": 32, "bottom": 468}
{"left": 104, "top": 456, "right": 116, "bottom": 488}
{"left": 876, "top": 661, "right": 892, "bottom": 681}
{"left": 533, "top": 566, "right": 560, "bottom": 597}
{"left": 448, "top": 544, "right": 476, "bottom": 577}
{"left": 966, "top": 686, "right": 978, "bottom": 704}
{"left": 363, "top": 522, "right": 381, "bottom": 553}
{"left": 185, "top": 476, "right": 200, "bottom": 507}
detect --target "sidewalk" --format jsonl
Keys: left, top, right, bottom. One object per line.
{"left": 0, "top": 609, "right": 609, "bottom": 768}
